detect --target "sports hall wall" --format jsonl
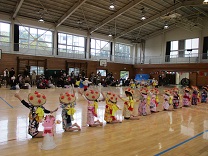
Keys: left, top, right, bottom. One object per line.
{"left": 0, "top": 14, "right": 208, "bottom": 85}
{"left": 0, "top": 53, "right": 134, "bottom": 80}
{"left": 134, "top": 20, "right": 208, "bottom": 87}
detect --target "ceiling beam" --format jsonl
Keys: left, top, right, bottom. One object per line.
{"left": 192, "top": 7, "right": 208, "bottom": 17}
{"left": 56, "top": 0, "right": 87, "bottom": 27}
{"left": 115, "top": 2, "right": 182, "bottom": 39}
{"left": 182, "top": 0, "right": 204, "bottom": 6}
{"left": 12, "top": 0, "right": 24, "bottom": 19}
{"left": 90, "top": 0, "right": 144, "bottom": 34}
{"left": 143, "top": 25, "right": 176, "bottom": 40}
{"left": 115, "top": 0, "right": 203, "bottom": 39}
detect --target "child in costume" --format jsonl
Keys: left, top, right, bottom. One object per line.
{"left": 149, "top": 88, "right": 160, "bottom": 113}
{"left": 59, "top": 89, "right": 81, "bottom": 132}
{"left": 14, "top": 91, "right": 58, "bottom": 138}
{"left": 81, "top": 89, "right": 103, "bottom": 127}
{"left": 191, "top": 86, "right": 199, "bottom": 105}
{"left": 163, "top": 90, "right": 173, "bottom": 111}
{"left": 138, "top": 87, "right": 150, "bottom": 116}
{"left": 152, "top": 78, "right": 158, "bottom": 88}
{"left": 182, "top": 87, "right": 191, "bottom": 107}
{"left": 201, "top": 86, "right": 207, "bottom": 103}
{"left": 130, "top": 79, "right": 136, "bottom": 88}
{"left": 172, "top": 87, "right": 180, "bottom": 109}
{"left": 118, "top": 88, "right": 140, "bottom": 120}
{"left": 100, "top": 92, "right": 122, "bottom": 124}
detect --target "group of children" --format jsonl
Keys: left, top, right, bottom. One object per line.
{"left": 14, "top": 84, "right": 208, "bottom": 138}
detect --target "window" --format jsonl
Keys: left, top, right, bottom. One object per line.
{"left": 115, "top": 43, "right": 130, "bottom": 58}
{"left": 19, "top": 26, "right": 53, "bottom": 51}
{"left": 170, "top": 41, "right": 178, "bottom": 58}
{"left": 0, "top": 22, "right": 10, "bottom": 45}
{"left": 185, "top": 38, "right": 199, "bottom": 57}
{"left": 30, "top": 66, "right": 44, "bottom": 75}
{"left": 97, "top": 70, "right": 106, "bottom": 76}
{"left": 90, "top": 39, "right": 110, "bottom": 57}
{"left": 58, "top": 33, "right": 85, "bottom": 54}
{"left": 69, "top": 68, "right": 80, "bottom": 76}
{"left": 170, "top": 38, "right": 199, "bottom": 58}
{"left": 120, "top": 71, "right": 129, "bottom": 80}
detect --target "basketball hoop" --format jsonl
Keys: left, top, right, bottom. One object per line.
{"left": 99, "top": 59, "right": 107, "bottom": 67}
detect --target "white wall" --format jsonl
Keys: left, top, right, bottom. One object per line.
{"left": 144, "top": 19, "right": 208, "bottom": 63}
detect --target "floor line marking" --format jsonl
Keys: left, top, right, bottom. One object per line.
{"left": 154, "top": 130, "right": 208, "bottom": 156}
{"left": 0, "top": 97, "right": 13, "bottom": 108}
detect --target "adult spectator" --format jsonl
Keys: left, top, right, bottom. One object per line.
{"left": 3, "top": 68, "right": 9, "bottom": 88}
{"left": 9, "top": 67, "right": 15, "bottom": 86}
{"left": 31, "top": 70, "right": 37, "bottom": 87}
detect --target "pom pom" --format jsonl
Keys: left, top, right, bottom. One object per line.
{"left": 29, "top": 96, "right": 34, "bottom": 100}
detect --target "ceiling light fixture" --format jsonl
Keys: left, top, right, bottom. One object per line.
{"left": 140, "top": 8, "right": 146, "bottom": 21}
{"left": 108, "top": 34, "right": 112, "bottom": 37}
{"left": 38, "top": 17, "right": 44, "bottom": 23}
{"left": 109, "top": 0, "right": 115, "bottom": 10}
{"left": 141, "top": 15, "right": 146, "bottom": 20}
{"left": 203, "top": 0, "right": 208, "bottom": 4}
{"left": 164, "top": 23, "right": 169, "bottom": 29}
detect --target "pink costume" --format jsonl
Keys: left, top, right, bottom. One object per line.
{"left": 150, "top": 94, "right": 157, "bottom": 112}
{"left": 183, "top": 92, "right": 191, "bottom": 107}
{"left": 87, "top": 101, "right": 98, "bottom": 125}
{"left": 139, "top": 94, "right": 147, "bottom": 116}
{"left": 163, "top": 94, "right": 170, "bottom": 110}
{"left": 42, "top": 115, "right": 55, "bottom": 136}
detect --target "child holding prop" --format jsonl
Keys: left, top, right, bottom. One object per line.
{"left": 100, "top": 92, "right": 122, "bottom": 124}
{"left": 118, "top": 88, "right": 140, "bottom": 120}
{"left": 80, "top": 89, "right": 103, "bottom": 127}
{"left": 201, "top": 86, "right": 207, "bottom": 103}
{"left": 191, "top": 86, "right": 199, "bottom": 105}
{"left": 172, "top": 87, "right": 180, "bottom": 109}
{"left": 149, "top": 88, "right": 160, "bottom": 113}
{"left": 138, "top": 87, "right": 150, "bottom": 116}
{"left": 163, "top": 90, "right": 173, "bottom": 111}
{"left": 182, "top": 87, "right": 191, "bottom": 107}
{"left": 59, "top": 89, "right": 81, "bottom": 132}
{"left": 14, "top": 92, "right": 58, "bottom": 138}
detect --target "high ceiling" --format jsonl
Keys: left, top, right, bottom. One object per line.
{"left": 0, "top": 0, "right": 207, "bottom": 42}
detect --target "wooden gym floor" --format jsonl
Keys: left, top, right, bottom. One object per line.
{"left": 0, "top": 85, "right": 208, "bottom": 156}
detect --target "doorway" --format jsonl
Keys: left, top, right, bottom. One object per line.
{"left": 175, "top": 72, "right": 189, "bottom": 85}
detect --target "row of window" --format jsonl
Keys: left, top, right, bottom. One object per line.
{"left": 0, "top": 22, "right": 131, "bottom": 58}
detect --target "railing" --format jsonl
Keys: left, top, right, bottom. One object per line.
{"left": 136, "top": 53, "right": 208, "bottom": 64}
{"left": 0, "top": 41, "right": 208, "bottom": 64}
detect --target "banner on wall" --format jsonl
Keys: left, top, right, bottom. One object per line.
{"left": 135, "top": 74, "right": 150, "bottom": 81}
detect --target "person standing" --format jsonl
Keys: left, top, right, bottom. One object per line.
{"left": 3, "top": 68, "right": 9, "bottom": 87}
{"left": 31, "top": 70, "right": 37, "bottom": 87}
{"left": 201, "top": 86, "right": 207, "bottom": 103}
{"left": 9, "top": 67, "right": 15, "bottom": 86}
